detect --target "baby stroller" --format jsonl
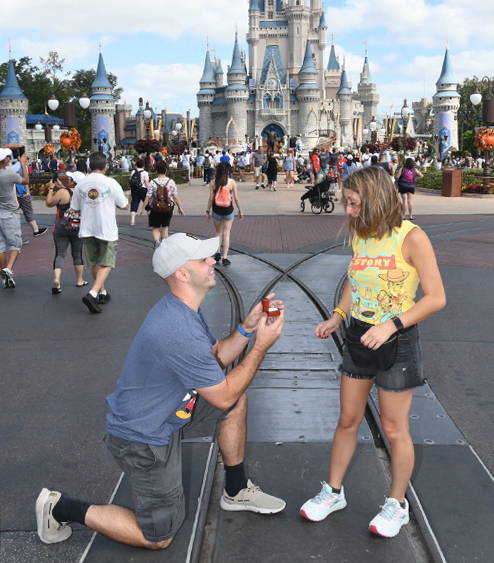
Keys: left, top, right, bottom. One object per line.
{"left": 295, "top": 165, "right": 311, "bottom": 183}
{"left": 300, "top": 176, "right": 336, "bottom": 214}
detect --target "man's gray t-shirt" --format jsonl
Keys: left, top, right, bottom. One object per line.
{"left": 0, "top": 169, "right": 22, "bottom": 211}
{"left": 106, "top": 293, "right": 225, "bottom": 445}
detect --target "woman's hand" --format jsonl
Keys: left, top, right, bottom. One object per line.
{"left": 206, "top": 210, "right": 211, "bottom": 221}
{"left": 179, "top": 208, "right": 185, "bottom": 216}
{"left": 315, "top": 315, "right": 341, "bottom": 339}
{"left": 239, "top": 211, "right": 245, "bottom": 220}
{"left": 360, "top": 321, "right": 396, "bottom": 350}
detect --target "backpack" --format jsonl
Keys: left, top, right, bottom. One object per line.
{"left": 130, "top": 170, "right": 143, "bottom": 191}
{"left": 204, "top": 156, "right": 211, "bottom": 169}
{"left": 151, "top": 179, "right": 174, "bottom": 213}
{"left": 214, "top": 183, "right": 232, "bottom": 207}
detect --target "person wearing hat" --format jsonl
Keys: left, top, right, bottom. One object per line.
{"left": 342, "top": 154, "right": 358, "bottom": 181}
{"left": 45, "top": 172, "right": 87, "bottom": 294}
{"left": 0, "top": 148, "right": 29, "bottom": 288}
{"left": 36, "top": 233, "right": 286, "bottom": 549}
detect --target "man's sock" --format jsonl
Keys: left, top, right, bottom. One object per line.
{"left": 89, "top": 290, "right": 98, "bottom": 298}
{"left": 99, "top": 289, "right": 107, "bottom": 296}
{"left": 52, "top": 494, "right": 91, "bottom": 525}
{"left": 224, "top": 463, "right": 248, "bottom": 497}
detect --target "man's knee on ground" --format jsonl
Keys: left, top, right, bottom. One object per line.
{"left": 144, "top": 536, "right": 174, "bottom": 550}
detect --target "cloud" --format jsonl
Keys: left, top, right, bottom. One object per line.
{"left": 326, "top": 0, "right": 494, "bottom": 49}
{"left": 2, "top": 0, "right": 248, "bottom": 43}
{"left": 14, "top": 36, "right": 98, "bottom": 63}
{"left": 116, "top": 62, "right": 203, "bottom": 113}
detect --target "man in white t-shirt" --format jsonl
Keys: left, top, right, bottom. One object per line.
{"left": 70, "top": 152, "right": 128, "bottom": 314}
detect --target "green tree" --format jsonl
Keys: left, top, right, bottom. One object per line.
{"left": 457, "top": 77, "right": 494, "bottom": 152}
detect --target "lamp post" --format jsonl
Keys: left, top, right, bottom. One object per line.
{"left": 174, "top": 121, "right": 183, "bottom": 147}
{"left": 143, "top": 107, "right": 152, "bottom": 140}
{"left": 470, "top": 77, "right": 494, "bottom": 192}
{"left": 401, "top": 99, "right": 411, "bottom": 137}
{"left": 47, "top": 94, "right": 90, "bottom": 148}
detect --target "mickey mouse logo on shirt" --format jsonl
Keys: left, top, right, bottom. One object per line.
{"left": 175, "top": 391, "right": 198, "bottom": 420}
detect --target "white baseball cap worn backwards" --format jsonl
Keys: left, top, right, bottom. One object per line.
{"left": 153, "top": 233, "right": 220, "bottom": 279}
{"left": 0, "top": 148, "right": 13, "bottom": 161}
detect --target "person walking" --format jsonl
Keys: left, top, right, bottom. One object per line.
{"left": 36, "top": 233, "right": 286, "bottom": 550}
{"left": 141, "top": 161, "right": 185, "bottom": 247}
{"left": 300, "top": 165, "right": 446, "bottom": 539}
{"left": 0, "top": 148, "right": 29, "bottom": 289}
{"left": 206, "top": 162, "right": 243, "bottom": 266}
{"left": 237, "top": 152, "right": 247, "bottom": 182}
{"left": 283, "top": 151, "right": 295, "bottom": 188}
{"left": 252, "top": 148, "right": 267, "bottom": 190}
{"left": 266, "top": 152, "right": 278, "bottom": 191}
{"left": 395, "top": 158, "right": 423, "bottom": 220}
{"left": 342, "top": 154, "right": 358, "bottom": 180}
{"left": 70, "top": 152, "right": 129, "bottom": 314}
{"left": 45, "top": 173, "right": 86, "bottom": 293}
{"left": 129, "top": 159, "right": 149, "bottom": 226}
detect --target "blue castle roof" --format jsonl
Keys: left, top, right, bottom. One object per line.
{"left": 337, "top": 70, "right": 351, "bottom": 95}
{"left": 299, "top": 41, "right": 317, "bottom": 76}
{"left": 249, "top": 0, "right": 260, "bottom": 9}
{"left": 200, "top": 51, "right": 216, "bottom": 84}
{"left": 327, "top": 44, "right": 340, "bottom": 71}
{"left": 0, "top": 60, "right": 27, "bottom": 99}
{"left": 229, "top": 34, "right": 246, "bottom": 75}
{"left": 92, "top": 53, "right": 112, "bottom": 89}
{"left": 259, "top": 45, "right": 286, "bottom": 86}
{"left": 436, "top": 49, "right": 456, "bottom": 86}
{"left": 319, "top": 12, "right": 328, "bottom": 29}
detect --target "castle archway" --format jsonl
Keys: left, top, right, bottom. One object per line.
{"left": 261, "top": 123, "right": 285, "bottom": 151}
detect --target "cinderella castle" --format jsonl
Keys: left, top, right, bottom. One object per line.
{"left": 197, "top": 0, "right": 380, "bottom": 150}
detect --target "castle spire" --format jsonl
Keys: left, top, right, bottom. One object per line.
{"left": 229, "top": 32, "right": 245, "bottom": 75}
{"left": 0, "top": 59, "right": 27, "bottom": 99}
{"left": 327, "top": 43, "right": 340, "bottom": 71}
{"left": 436, "top": 48, "right": 456, "bottom": 86}
{"left": 199, "top": 50, "right": 216, "bottom": 84}
{"left": 92, "top": 52, "right": 112, "bottom": 89}
{"left": 361, "top": 53, "right": 370, "bottom": 83}
{"left": 299, "top": 40, "right": 317, "bottom": 75}
{"left": 337, "top": 68, "right": 351, "bottom": 96}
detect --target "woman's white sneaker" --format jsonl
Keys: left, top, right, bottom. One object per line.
{"left": 300, "top": 482, "right": 347, "bottom": 522}
{"left": 35, "top": 488, "right": 72, "bottom": 544}
{"left": 368, "top": 497, "right": 409, "bottom": 538}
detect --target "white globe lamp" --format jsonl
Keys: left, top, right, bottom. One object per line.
{"left": 79, "top": 96, "right": 90, "bottom": 109}
{"left": 48, "top": 96, "right": 59, "bottom": 111}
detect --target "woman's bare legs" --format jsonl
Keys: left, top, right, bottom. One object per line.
{"left": 220, "top": 219, "right": 234, "bottom": 259}
{"left": 328, "top": 375, "right": 374, "bottom": 489}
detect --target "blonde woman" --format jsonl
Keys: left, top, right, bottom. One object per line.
{"left": 300, "top": 166, "right": 446, "bottom": 538}
{"left": 206, "top": 162, "right": 243, "bottom": 265}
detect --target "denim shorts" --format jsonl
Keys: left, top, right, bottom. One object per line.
{"left": 340, "top": 319, "right": 424, "bottom": 392}
{"left": 105, "top": 398, "right": 228, "bottom": 542}
{"left": 212, "top": 211, "right": 234, "bottom": 221}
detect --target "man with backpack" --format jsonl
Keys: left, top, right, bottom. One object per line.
{"left": 129, "top": 158, "right": 149, "bottom": 226}
{"left": 203, "top": 151, "right": 214, "bottom": 185}
{"left": 141, "top": 161, "right": 185, "bottom": 248}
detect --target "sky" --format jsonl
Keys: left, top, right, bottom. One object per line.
{"left": 2, "top": 0, "right": 493, "bottom": 119}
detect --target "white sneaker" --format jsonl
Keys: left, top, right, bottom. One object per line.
{"left": 220, "top": 479, "right": 286, "bottom": 514}
{"left": 300, "top": 482, "right": 347, "bottom": 522}
{"left": 35, "top": 488, "right": 73, "bottom": 544}
{"left": 368, "top": 497, "right": 409, "bottom": 538}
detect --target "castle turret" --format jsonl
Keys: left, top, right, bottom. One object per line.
{"left": 337, "top": 64, "right": 353, "bottom": 148}
{"left": 197, "top": 51, "right": 216, "bottom": 147}
{"left": 324, "top": 42, "right": 341, "bottom": 100}
{"left": 433, "top": 49, "right": 460, "bottom": 157}
{"left": 0, "top": 59, "right": 28, "bottom": 146}
{"left": 247, "top": 0, "right": 261, "bottom": 77}
{"left": 296, "top": 40, "right": 320, "bottom": 149}
{"left": 357, "top": 53, "right": 379, "bottom": 129}
{"left": 225, "top": 33, "right": 249, "bottom": 146}
{"left": 286, "top": 0, "right": 311, "bottom": 75}
{"left": 89, "top": 52, "right": 116, "bottom": 155}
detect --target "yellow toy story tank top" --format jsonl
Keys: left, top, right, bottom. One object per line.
{"left": 348, "top": 221, "right": 420, "bottom": 325}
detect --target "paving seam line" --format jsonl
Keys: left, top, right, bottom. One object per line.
{"left": 78, "top": 471, "right": 125, "bottom": 563}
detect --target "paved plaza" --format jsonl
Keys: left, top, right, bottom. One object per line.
{"left": 1, "top": 182, "right": 494, "bottom": 562}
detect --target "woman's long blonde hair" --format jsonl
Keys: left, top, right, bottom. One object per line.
{"left": 343, "top": 165, "right": 402, "bottom": 240}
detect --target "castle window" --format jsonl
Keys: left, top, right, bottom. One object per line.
{"left": 268, "top": 11, "right": 273, "bottom": 18}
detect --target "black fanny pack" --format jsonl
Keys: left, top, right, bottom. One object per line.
{"left": 344, "top": 319, "right": 398, "bottom": 371}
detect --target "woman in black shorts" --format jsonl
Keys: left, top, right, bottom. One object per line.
{"left": 300, "top": 166, "right": 446, "bottom": 539}
{"left": 141, "top": 161, "right": 184, "bottom": 248}
{"left": 395, "top": 158, "right": 423, "bottom": 220}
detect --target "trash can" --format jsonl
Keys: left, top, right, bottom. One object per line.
{"left": 442, "top": 169, "right": 462, "bottom": 197}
